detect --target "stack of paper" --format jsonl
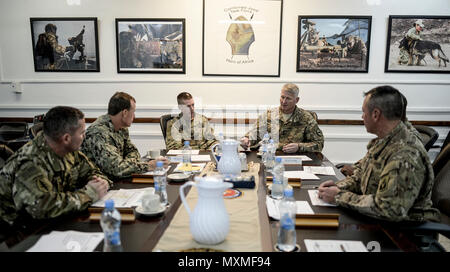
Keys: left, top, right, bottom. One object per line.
{"left": 266, "top": 195, "right": 314, "bottom": 220}
{"left": 26, "top": 231, "right": 103, "bottom": 252}
{"left": 303, "top": 166, "right": 336, "bottom": 176}
{"left": 308, "top": 190, "right": 337, "bottom": 207}
{"left": 278, "top": 155, "right": 312, "bottom": 165}
{"left": 304, "top": 239, "right": 368, "bottom": 252}
{"left": 91, "top": 188, "right": 153, "bottom": 208}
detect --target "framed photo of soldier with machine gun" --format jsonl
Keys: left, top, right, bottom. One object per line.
{"left": 30, "top": 17, "right": 99, "bottom": 72}
{"left": 115, "top": 18, "right": 185, "bottom": 73}
{"left": 385, "top": 16, "right": 450, "bottom": 73}
{"left": 296, "top": 16, "right": 371, "bottom": 73}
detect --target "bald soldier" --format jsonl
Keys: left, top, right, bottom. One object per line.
{"left": 318, "top": 86, "right": 440, "bottom": 222}
{"left": 81, "top": 92, "right": 168, "bottom": 180}
{"left": 240, "top": 83, "right": 324, "bottom": 153}
{"left": 0, "top": 106, "right": 110, "bottom": 227}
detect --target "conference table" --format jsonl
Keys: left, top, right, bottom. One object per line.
{"left": 6, "top": 150, "right": 413, "bottom": 252}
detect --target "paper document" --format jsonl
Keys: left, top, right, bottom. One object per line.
{"left": 303, "top": 166, "right": 336, "bottom": 176}
{"left": 91, "top": 188, "right": 153, "bottom": 208}
{"left": 27, "top": 231, "right": 103, "bottom": 252}
{"left": 278, "top": 155, "right": 312, "bottom": 165}
{"left": 304, "top": 239, "right": 368, "bottom": 252}
{"left": 284, "top": 171, "right": 320, "bottom": 180}
{"left": 266, "top": 196, "right": 314, "bottom": 220}
{"left": 308, "top": 190, "right": 337, "bottom": 207}
{"left": 167, "top": 155, "right": 183, "bottom": 163}
{"left": 190, "top": 155, "right": 212, "bottom": 162}
{"left": 167, "top": 149, "right": 200, "bottom": 155}
{"left": 173, "top": 163, "right": 206, "bottom": 173}
{"left": 141, "top": 167, "right": 169, "bottom": 176}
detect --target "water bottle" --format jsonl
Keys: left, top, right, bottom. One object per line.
{"left": 100, "top": 199, "right": 123, "bottom": 252}
{"left": 277, "top": 188, "right": 297, "bottom": 252}
{"left": 260, "top": 133, "right": 270, "bottom": 164}
{"left": 265, "top": 139, "right": 276, "bottom": 172}
{"left": 154, "top": 160, "right": 168, "bottom": 206}
{"left": 271, "top": 157, "right": 284, "bottom": 200}
{"left": 182, "top": 140, "right": 192, "bottom": 175}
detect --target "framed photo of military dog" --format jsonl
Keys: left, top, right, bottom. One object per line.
{"left": 385, "top": 16, "right": 450, "bottom": 73}
{"left": 296, "top": 16, "right": 371, "bottom": 73}
{"left": 202, "top": 0, "right": 283, "bottom": 77}
{"left": 115, "top": 18, "right": 185, "bottom": 73}
{"left": 30, "top": 17, "right": 100, "bottom": 72}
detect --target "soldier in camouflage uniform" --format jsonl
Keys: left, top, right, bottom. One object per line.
{"left": 81, "top": 92, "right": 168, "bottom": 180}
{"left": 0, "top": 106, "right": 110, "bottom": 227}
{"left": 319, "top": 86, "right": 440, "bottom": 222}
{"left": 165, "top": 92, "right": 217, "bottom": 150}
{"left": 240, "top": 83, "right": 324, "bottom": 153}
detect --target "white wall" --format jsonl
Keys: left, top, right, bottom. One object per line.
{"left": 0, "top": 0, "right": 449, "bottom": 163}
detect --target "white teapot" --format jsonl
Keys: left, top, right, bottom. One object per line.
{"left": 211, "top": 139, "right": 241, "bottom": 177}
{"left": 179, "top": 175, "right": 233, "bottom": 245}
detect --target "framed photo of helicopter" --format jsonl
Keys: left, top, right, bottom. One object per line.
{"left": 30, "top": 17, "right": 100, "bottom": 72}
{"left": 296, "top": 16, "right": 372, "bottom": 73}
{"left": 115, "top": 18, "right": 185, "bottom": 73}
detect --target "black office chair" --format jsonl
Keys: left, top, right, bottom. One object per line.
{"left": 414, "top": 125, "right": 439, "bottom": 151}
{"left": 159, "top": 114, "right": 175, "bottom": 148}
{"left": 0, "top": 144, "right": 14, "bottom": 169}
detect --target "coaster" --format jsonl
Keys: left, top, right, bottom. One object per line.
{"left": 274, "top": 243, "right": 301, "bottom": 252}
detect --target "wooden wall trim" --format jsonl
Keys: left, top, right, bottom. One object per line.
{"left": 1, "top": 117, "right": 449, "bottom": 127}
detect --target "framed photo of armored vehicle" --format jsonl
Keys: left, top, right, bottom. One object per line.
{"left": 30, "top": 17, "right": 99, "bottom": 72}
{"left": 296, "top": 16, "right": 371, "bottom": 73}
{"left": 385, "top": 16, "right": 450, "bottom": 73}
{"left": 202, "top": 0, "right": 283, "bottom": 77}
{"left": 116, "top": 18, "right": 185, "bottom": 73}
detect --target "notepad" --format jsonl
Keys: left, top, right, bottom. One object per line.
{"left": 303, "top": 166, "right": 336, "bottom": 176}
{"left": 304, "top": 239, "right": 368, "bottom": 252}
{"left": 266, "top": 195, "right": 314, "bottom": 220}
{"left": 26, "top": 231, "right": 103, "bottom": 252}
{"left": 91, "top": 188, "right": 153, "bottom": 208}
{"left": 308, "top": 190, "right": 337, "bottom": 207}
{"left": 284, "top": 171, "right": 320, "bottom": 180}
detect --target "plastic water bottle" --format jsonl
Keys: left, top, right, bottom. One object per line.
{"left": 100, "top": 199, "right": 123, "bottom": 252}
{"left": 265, "top": 139, "right": 276, "bottom": 172}
{"left": 271, "top": 157, "right": 284, "bottom": 200}
{"left": 154, "top": 160, "right": 168, "bottom": 206}
{"left": 277, "top": 188, "right": 297, "bottom": 252}
{"left": 273, "top": 157, "right": 286, "bottom": 189}
{"left": 182, "top": 140, "right": 192, "bottom": 175}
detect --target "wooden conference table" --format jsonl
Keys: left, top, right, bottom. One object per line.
{"left": 7, "top": 150, "right": 413, "bottom": 252}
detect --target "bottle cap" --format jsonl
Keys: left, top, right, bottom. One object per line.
{"left": 105, "top": 199, "right": 114, "bottom": 209}
{"left": 184, "top": 140, "right": 190, "bottom": 146}
{"left": 275, "top": 157, "right": 282, "bottom": 163}
{"left": 156, "top": 160, "right": 163, "bottom": 167}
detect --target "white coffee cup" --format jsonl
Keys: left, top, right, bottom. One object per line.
{"left": 141, "top": 193, "right": 161, "bottom": 212}
{"left": 147, "top": 149, "right": 160, "bottom": 158}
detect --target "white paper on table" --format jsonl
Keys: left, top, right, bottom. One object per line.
{"left": 304, "top": 239, "right": 368, "bottom": 252}
{"left": 278, "top": 155, "right": 312, "bottom": 165}
{"left": 308, "top": 190, "right": 337, "bottom": 207}
{"left": 26, "top": 231, "right": 103, "bottom": 252}
{"left": 166, "top": 149, "right": 200, "bottom": 155}
{"left": 91, "top": 188, "right": 153, "bottom": 208}
{"left": 167, "top": 155, "right": 183, "bottom": 163}
{"left": 173, "top": 162, "right": 206, "bottom": 173}
{"left": 266, "top": 196, "right": 314, "bottom": 220}
{"left": 303, "top": 166, "right": 336, "bottom": 176}
{"left": 190, "top": 155, "right": 212, "bottom": 162}
{"left": 141, "top": 167, "right": 170, "bottom": 176}
{"left": 284, "top": 171, "right": 320, "bottom": 180}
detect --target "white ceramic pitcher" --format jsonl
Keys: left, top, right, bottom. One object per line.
{"left": 211, "top": 139, "right": 241, "bottom": 177}
{"left": 179, "top": 175, "right": 233, "bottom": 245}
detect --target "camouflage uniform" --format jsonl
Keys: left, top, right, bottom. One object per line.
{"left": 0, "top": 132, "right": 111, "bottom": 226}
{"left": 165, "top": 113, "right": 217, "bottom": 150}
{"left": 244, "top": 106, "right": 324, "bottom": 152}
{"left": 335, "top": 122, "right": 440, "bottom": 222}
{"left": 81, "top": 114, "right": 149, "bottom": 180}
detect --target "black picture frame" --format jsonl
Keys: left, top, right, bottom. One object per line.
{"left": 115, "top": 18, "right": 186, "bottom": 74}
{"left": 202, "top": 0, "right": 283, "bottom": 77}
{"left": 30, "top": 17, "right": 100, "bottom": 72}
{"left": 296, "top": 15, "right": 371, "bottom": 73}
{"left": 385, "top": 15, "right": 450, "bottom": 73}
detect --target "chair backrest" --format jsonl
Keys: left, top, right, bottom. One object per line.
{"left": 0, "top": 144, "right": 14, "bottom": 169}
{"left": 414, "top": 125, "right": 439, "bottom": 151}
{"left": 432, "top": 157, "right": 450, "bottom": 218}
{"left": 159, "top": 114, "right": 175, "bottom": 147}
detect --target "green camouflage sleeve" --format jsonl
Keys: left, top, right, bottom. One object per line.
{"left": 165, "top": 119, "right": 184, "bottom": 150}
{"left": 77, "top": 151, "right": 113, "bottom": 188}
{"left": 199, "top": 118, "right": 217, "bottom": 150}
{"left": 296, "top": 118, "right": 324, "bottom": 152}
{"left": 245, "top": 111, "right": 267, "bottom": 148}
{"left": 406, "top": 28, "right": 421, "bottom": 40}
{"left": 335, "top": 150, "right": 426, "bottom": 222}
{"left": 12, "top": 161, "right": 98, "bottom": 220}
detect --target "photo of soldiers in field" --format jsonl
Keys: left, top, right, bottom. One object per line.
{"left": 385, "top": 16, "right": 450, "bottom": 73}
{"left": 31, "top": 18, "right": 99, "bottom": 72}
{"left": 297, "top": 16, "right": 371, "bottom": 72}
{"left": 116, "top": 19, "right": 185, "bottom": 73}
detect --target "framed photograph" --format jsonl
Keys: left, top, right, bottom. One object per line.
{"left": 297, "top": 16, "right": 371, "bottom": 73}
{"left": 202, "top": 0, "right": 283, "bottom": 77}
{"left": 385, "top": 16, "right": 450, "bottom": 73}
{"left": 30, "top": 17, "right": 99, "bottom": 72}
{"left": 116, "top": 18, "right": 185, "bottom": 73}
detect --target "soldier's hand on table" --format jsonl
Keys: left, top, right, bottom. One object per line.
{"left": 282, "top": 143, "right": 299, "bottom": 153}
{"left": 156, "top": 156, "right": 169, "bottom": 168}
{"left": 88, "top": 176, "right": 109, "bottom": 199}
{"left": 240, "top": 137, "right": 250, "bottom": 150}
{"left": 318, "top": 180, "right": 340, "bottom": 204}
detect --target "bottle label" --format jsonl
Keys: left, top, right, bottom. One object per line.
{"left": 281, "top": 216, "right": 295, "bottom": 230}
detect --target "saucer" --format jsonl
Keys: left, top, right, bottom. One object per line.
{"left": 168, "top": 173, "right": 190, "bottom": 182}
{"left": 135, "top": 205, "right": 166, "bottom": 216}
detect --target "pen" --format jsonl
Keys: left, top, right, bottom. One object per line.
{"left": 340, "top": 244, "right": 347, "bottom": 252}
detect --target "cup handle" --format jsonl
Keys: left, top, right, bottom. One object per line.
{"left": 179, "top": 181, "right": 196, "bottom": 216}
